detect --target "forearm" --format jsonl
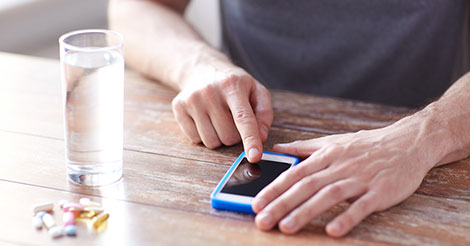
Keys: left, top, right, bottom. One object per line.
{"left": 108, "top": 0, "right": 231, "bottom": 91}
{"left": 395, "top": 71, "right": 470, "bottom": 169}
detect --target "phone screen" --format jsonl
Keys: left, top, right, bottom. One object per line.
{"left": 220, "top": 158, "right": 291, "bottom": 197}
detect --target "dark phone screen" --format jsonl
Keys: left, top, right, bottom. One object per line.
{"left": 220, "top": 158, "right": 291, "bottom": 197}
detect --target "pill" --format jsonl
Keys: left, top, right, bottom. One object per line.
{"left": 35, "top": 211, "right": 47, "bottom": 219}
{"left": 79, "top": 210, "right": 96, "bottom": 219}
{"left": 64, "top": 225, "right": 77, "bottom": 236}
{"left": 84, "top": 207, "right": 104, "bottom": 215}
{"left": 63, "top": 203, "right": 84, "bottom": 212}
{"left": 92, "top": 212, "right": 109, "bottom": 228}
{"left": 67, "top": 207, "right": 84, "bottom": 217}
{"left": 58, "top": 200, "right": 68, "bottom": 209}
{"left": 42, "top": 213, "right": 55, "bottom": 229}
{"left": 32, "top": 216, "right": 43, "bottom": 229}
{"left": 79, "top": 197, "right": 101, "bottom": 207}
{"left": 63, "top": 212, "right": 75, "bottom": 226}
{"left": 32, "top": 202, "right": 54, "bottom": 214}
{"left": 48, "top": 226, "right": 64, "bottom": 238}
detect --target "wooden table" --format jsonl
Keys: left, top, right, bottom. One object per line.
{"left": 0, "top": 52, "right": 469, "bottom": 245}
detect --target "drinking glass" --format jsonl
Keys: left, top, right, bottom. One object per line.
{"left": 59, "top": 29, "right": 124, "bottom": 186}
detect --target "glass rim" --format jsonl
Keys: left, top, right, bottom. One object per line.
{"left": 59, "top": 29, "right": 124, "bottom": 53}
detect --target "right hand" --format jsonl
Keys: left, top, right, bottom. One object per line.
{"left": 171, "top": 63, "right": 273, "bottom": 163}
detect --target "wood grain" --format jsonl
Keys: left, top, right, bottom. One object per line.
{"left": 1, "top": 131, "right": 469, "bottom": 246}
{"left": 1, "top": 52, "right": 470, "bottom": 245}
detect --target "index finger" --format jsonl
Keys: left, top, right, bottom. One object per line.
{"left": 225, "top": 89, "right": 263, "bottom": 163}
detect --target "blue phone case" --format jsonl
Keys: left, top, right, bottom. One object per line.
{"left": 210, "top": 151, "right": 299, "bottom": 214}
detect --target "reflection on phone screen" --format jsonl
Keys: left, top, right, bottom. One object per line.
{"left": 221, "top": 158, "right": 291, "bottom": 197}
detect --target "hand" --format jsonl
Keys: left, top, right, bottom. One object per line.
{"left": 252, "top": 119, "right": 440, "bottom": 236}
{"left": 171, "top": 62, "right": 273, "bottom": 162}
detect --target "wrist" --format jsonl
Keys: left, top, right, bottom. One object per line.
{"left": 394, "top": 102, "right": 466, "bottom": 169}
{"left": 174, "top": 43, "right": 234, "bottom": 91}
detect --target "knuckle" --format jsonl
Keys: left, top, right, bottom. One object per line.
{"left": 186, "top": 92, "right": 202, "bottom": 106}
{"left": 326, "top": 143, "right": 344, "bottom": 154}
{"left": 294, "top": 175, "right": 317, "bottom": 193}
{"left": 339, "top": 212, "right": 355, "bottom": 229}
{"left": 171, "top": 97, "right": 184, "bottom": 112}
{"left": 204, "top": 139, "right": 222, "bottom": 149}
{"left": 270, "top": 199, "right": 290, "bottom": 216}
{"left": 234, "top": 108, "right": 254, "bottom": 124}
{"left": 220, "top": 74, "right": 241, "bottom": 91}
{"left": 219, "top": 133, "right": 241, "bottom": 146}
{"left": 242, "top": 134, "right": 258, "bottom": 145}
{"left": 200, "top": 84, "right": 217, "bottom": 98}
{"left": 290, "top": 165, "right": 308, "bottom": 181}
{"left": 327, "top": 184, "right": 344, "bottom": 201}
{"left": 275, "top": 170, "right": 291, "bottom": 184}
{"left": 331, "top": 161, "right": 355, "bottom": 175}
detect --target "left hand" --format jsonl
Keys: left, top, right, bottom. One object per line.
{"left": 252, "top": 119, "right": 441, "bottom": 237}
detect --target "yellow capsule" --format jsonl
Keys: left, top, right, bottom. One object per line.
{"left": 92, "top": 212, "right": 109, "bottom": 228}
{"left": 79, "top": 210, "right": 96, "bottom": 219}
{"left": 83, "top": 207, "right": 104, "bottom": 215}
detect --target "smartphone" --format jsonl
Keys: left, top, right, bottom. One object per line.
{"left": 211, "top": 152, "right": 299, "bottom": 214}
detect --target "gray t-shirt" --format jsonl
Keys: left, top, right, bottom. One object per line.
{"left": 221, "top": 0, "right": 469, "bottom": 108}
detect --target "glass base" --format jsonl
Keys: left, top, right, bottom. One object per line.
{"left": 67, "top": 160, "right": 122, "bottom": 186}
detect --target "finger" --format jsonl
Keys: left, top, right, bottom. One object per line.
{"left": 254, "top": 168, "right": 345, "bottom": 231}
{"left": 273, "top": 139, "right": 324, "bottom": 157}
{"left": 252, "top": 148, "right": 336, "bottom": 213}
{"left": 189, "top": 109, "right": 222, "bottom": 149}
{"left": 172, "top": 99, "right": 201, "bottom": 143}
{"left": 225, "top": 82, "right": 263, "bottom": 163}
{"left": 251, "top": 84, "right": 273, "bottom": 142}
{"left": 326, "top": 192, "right": 377, "bottom": 237}
{"left": 277, "top": 179, "right": 366, "bottom": 234}
{"left": 207, "top": 100, "right": 241, "bottom": 146}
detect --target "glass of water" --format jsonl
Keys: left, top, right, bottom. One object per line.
{"left": 59, "top": 29, "right": 124, "bottom": 186}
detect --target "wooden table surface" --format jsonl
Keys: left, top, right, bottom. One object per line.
{"left": 1, "top": 52, "right": 469, "bottom": 246}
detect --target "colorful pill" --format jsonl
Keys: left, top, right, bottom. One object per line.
{"left": 92, "top": 212, "right": 109, "bottom": 228}
{"left": 79, "top": 210, "right": 96, "bottom": 219}
{"left": 67, "top": 207, "right": 84, "bottom": 217}
{"left": 63, "top": 203, "right": 84, "bottom": 212}
{"left": 49, "top": 226, "right": 64, "bottom": 238}
{"left": 42, "top": 213, "right": 55, "bottom": 229}
{"left": 35, "top": 211, "right": 47, "bottom": 219}
{"left": 32, "top": 202, "right": 54, "bottom": 214}
{"left": 64, "top": 225, "right": 77, "bottom": 236}
{"left": 32, "top": 216, "right": 43, "bottom": 229}
{"left": 63, "top": 211, "right": 75, "bottom": 226}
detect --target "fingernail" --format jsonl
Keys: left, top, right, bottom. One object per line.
{"left": 257, "top": 212, "right": 273, "bottom": 227}
{"left": 328, "top": 222, "right": 342, "bottom": 234}
{"left": 273, "top": 143, "right": 286, "bottom": 150}
{"left": 248, "top": 148, "right": 259, "bottom": 160}
{"left": 281, "top": 217, "right": 296, "bottom": 230}
{"left": 254, "top": 198, "right": 267, "bottom": 211}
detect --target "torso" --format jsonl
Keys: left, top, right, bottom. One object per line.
{"left": 221, "top": 0, "right": 469, "bottom": 107}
